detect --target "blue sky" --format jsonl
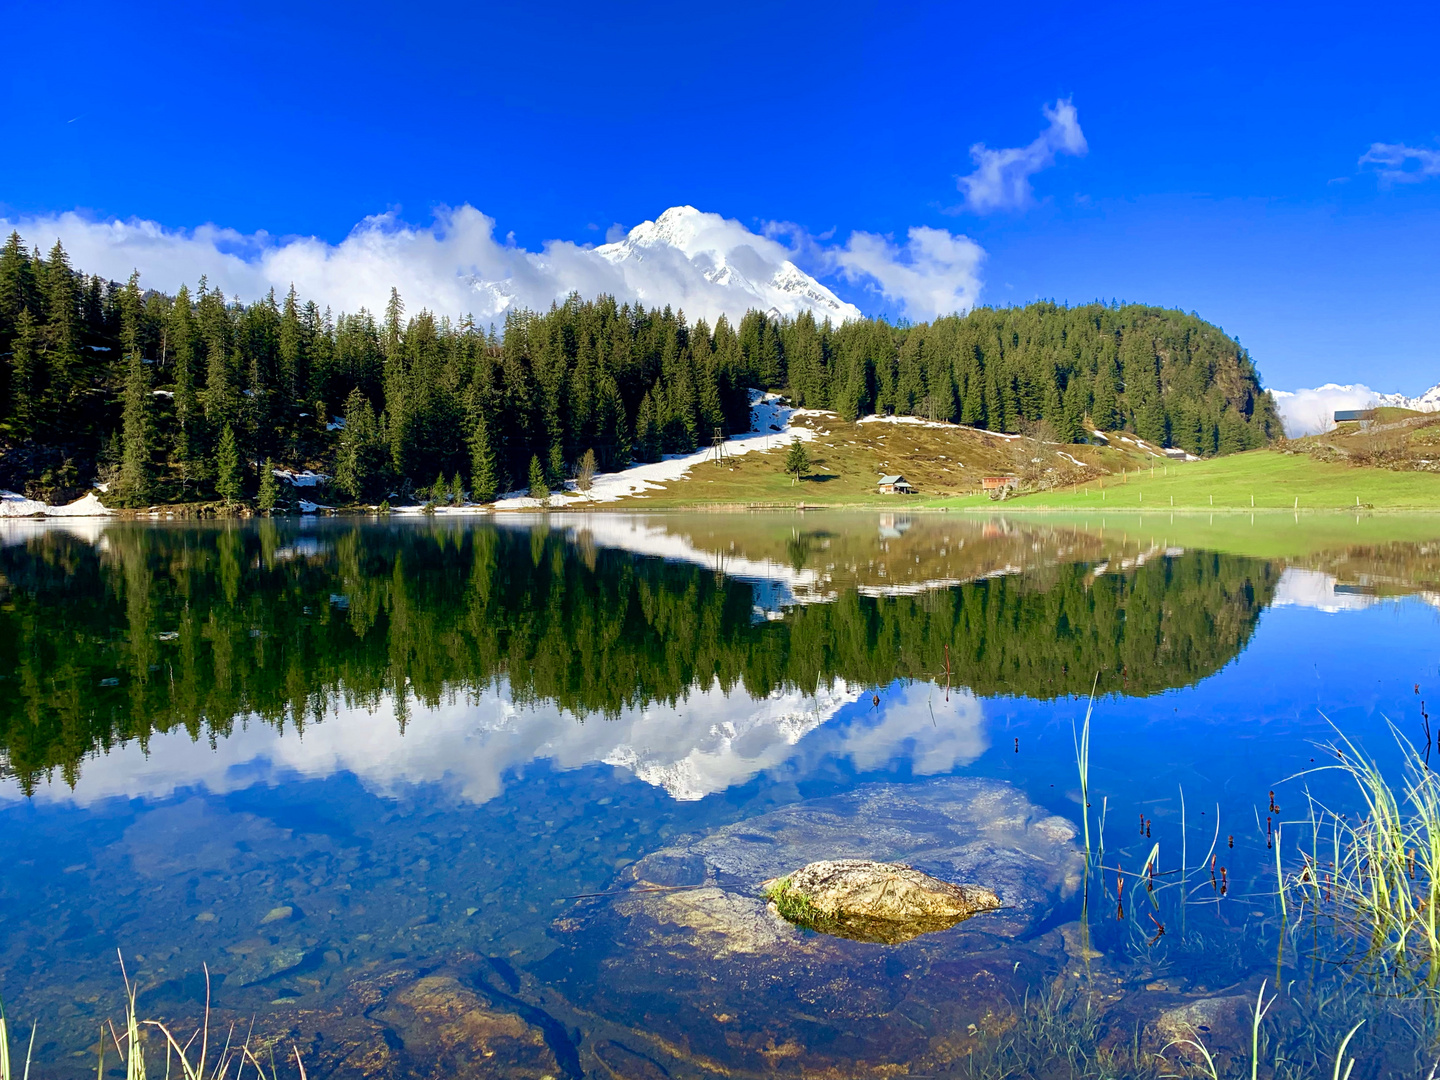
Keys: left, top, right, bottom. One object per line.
{"left": 3, "top": 0, "right": 1439, "bottom": 394}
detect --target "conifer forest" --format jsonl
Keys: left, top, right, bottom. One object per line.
{"left": 0, "top": 232, "right": 1280, "bottom": 507}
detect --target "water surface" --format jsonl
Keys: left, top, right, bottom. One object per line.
{"left": 3, "top": 512, "right": 1439, "bottom": 1078}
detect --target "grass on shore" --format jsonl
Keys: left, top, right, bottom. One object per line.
{"left": 981, "top": 449, "right": 1440, "bottom": 513}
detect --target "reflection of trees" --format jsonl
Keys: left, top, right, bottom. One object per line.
{"left": 0, "top": 523, "right": 1279, "bottom": 793}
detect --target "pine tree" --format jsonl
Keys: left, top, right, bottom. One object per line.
{"left": 170, "top": 285, "right": 202, "bottom": 488}
{"left": 8, "top": 309, "right": 39, "bottom": 438}
{"left": 450, "top": 471, "right": 464, "bottom": 505}
{"left": 527, "top": 454, "right": 550, "bottom": 503}
{"left": 548, "top": 441, "right": 566, "bottom": 487}
{"left": 469, "top": 416, "right": 499, "bottom": 503}
{"left": 257, "top": 458, "right": 280, "bottom": 512}
{"left": 784, "top": 437, "right": 810, "bottom": 484}
{"left": 43, "top": 241, "right": 84, "bottom": 428}
{"left": 216, "top": 424, "right": 243, "bottom": 503}
{"left": 635, "top": 390, "right": 660, "bottom": 462}
{"left": 334, "top": 388, "right": 387, "bottom": 502}
{"left": 117, "top": 303, "right": 154, "bottom": 507}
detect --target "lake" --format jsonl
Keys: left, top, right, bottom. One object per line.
{"left": 3, "top": 512, "right": 1439, "bottom": 1079}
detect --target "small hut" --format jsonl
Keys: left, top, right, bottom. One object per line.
{"left": 878, "top": 474, "right": 915, "bottom": 494}
{"left": 981, "top": 476, "right": 1018, "bottom": 493}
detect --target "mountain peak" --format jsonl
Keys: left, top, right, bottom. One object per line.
{"left": 596, "top": 206, "right": 862, "bottom": 325}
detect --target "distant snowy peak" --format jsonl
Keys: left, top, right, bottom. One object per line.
{"left": 595, "top": 206, "right": 862, "bottom": 325}
{"left": 1376, "top": 381, "right": 1440, "bottom": 412}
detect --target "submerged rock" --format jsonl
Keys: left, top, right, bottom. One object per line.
{"left": 229, "top": 945, "right": 306, "bottom": 986}
{"left": 763, "top": 858, "right": 1000, "bottom": 943}
{"left": 625, "top": 775, "right": 1082, "bottom": 937}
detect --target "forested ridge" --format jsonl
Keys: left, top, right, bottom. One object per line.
{"left": 0, "top": 522, "right": 1277, "bottom": 791}
{"left": 0, "top": 232, "right": 1280, "bottom": 507}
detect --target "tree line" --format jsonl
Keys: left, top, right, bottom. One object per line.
{"left": 0, "top": 521, "right": 1278, "bottom": 792}
{"left": 0, "top": 232, "right": 1280, "bottom": 507}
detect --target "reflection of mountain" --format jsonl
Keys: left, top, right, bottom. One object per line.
{"left": 0, "top": 519, "right": 1276, "bottom": 793}
{"left": 10, "top": 677, "right": 990, "bottom": 807}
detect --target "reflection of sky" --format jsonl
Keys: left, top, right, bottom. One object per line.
{"left": 3, "top": 676, "right": 989, "bottom": 808}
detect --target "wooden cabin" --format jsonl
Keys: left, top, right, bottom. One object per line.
{"left": 981, "top": 476, "right": 1018, "bottom": 492}
{"left": 878, "top": 474, "right": 915, "bottom": 494}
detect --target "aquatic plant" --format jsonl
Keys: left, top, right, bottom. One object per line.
{"left": 0, "top": 1007, "right": 37, "bottom": 1080}
{"left": 5, "top": 956, "right": 306, "bottom": 1080}
{"left": 1285, "top": 723, "right": 1440, "bottom": 987}
{"left": 1074, "top": 674, "right": 1099, "bottom": 860}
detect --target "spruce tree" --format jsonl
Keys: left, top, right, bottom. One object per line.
{"left": 635, "top": 390, "right": 660, "bottom": 462}
{"left": 117, "top": 311, "right": 154, "bottom": 508}
{"left": 450, "top": 471, "right": 464, "bottom": 505}
{"left": 216, "top": 424, "right": 243, "bottom": 504}
{"left": 527, "top": 454, "right": 550, "bottom": 503}
{"left": 257, "top": 458, "right": 280, "bottom": 512}
{"left": 470, "top": 416, "right": 499, "bottom": 503}
{"left": 784, "top": 437, "right": 810, "bottom": 484}
{"left": 548, "top": 441, "right": 566, "bottom": 486}
{"left": 43, "top": 242, "right": 84, "bottom": 427}
{"left": 8, "top": 309, "right": 38, "bottom": 438}
{"left": 334, "top": 388, "right": 386, "bottom": 502}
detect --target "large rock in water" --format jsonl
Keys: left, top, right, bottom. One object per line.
{"left": 623, "top": 774, "right": 1082, "bottom": 939}
{"left": 763, "top": 858, "right": 1001, "bottom": 943}
{"left": 536, "top": 777, "right": 1083, "bottom": 1078}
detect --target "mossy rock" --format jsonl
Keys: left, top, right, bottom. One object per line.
{"left": 762, "top": 859, "right": 1000, "bottom": 943}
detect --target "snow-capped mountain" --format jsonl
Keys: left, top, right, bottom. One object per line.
{"left": 1376, "top": 381, "right": 1440, "bottom": 412}
{"left": 593, "top": 206, "right": 862, "bottom": 325}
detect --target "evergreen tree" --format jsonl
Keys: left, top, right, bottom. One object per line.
{"left": 334, "top": 388, "right": 387, "bottom": 502}
{"left": 8, "top": 309, "right": 39, "bottom": 438}
{"left": 215, "top": 424, "right": 243, "bottom": 503}
{"left": 527, "top": 454, "right": 550, "bottom": 503}
{"left": 451, "top": 471, "right": 464, "bottom": 505}
{"left": 43, "top": 241, "right": 84, "bottom": 427}
{"left": 117, "top": 292, "right": 154, "bottom": 507}
{"left": 469, "top": 415, "right": 499, "bottom": 503}
{"left": 634, "top": 390, "right": 660, "bottom": 463}
{"left": 784, "top": 437, "right": 810, "bottom": 484}
{"left": 257, "top": 458, "right": 279, "bottom": 512}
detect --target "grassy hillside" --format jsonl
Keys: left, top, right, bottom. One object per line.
{"left": 588, "top": 406, "right": 1440, "bottom": 513}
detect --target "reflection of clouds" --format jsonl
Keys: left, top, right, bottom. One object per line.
{"left": 1272, "top": 567, "right": 1440, "bottom": 614}
{"left": 796, "top": 682, "right": 989, "bottom": 776}
{"left": 6, "top": 678, "right": 986, "bottom": 808}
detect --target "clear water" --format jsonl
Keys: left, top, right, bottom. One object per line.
{"left": 3, "top": 513, "right": 1439, "bottom": 1079}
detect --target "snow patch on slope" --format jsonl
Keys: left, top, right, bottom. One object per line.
{"left": 491, "top": 390, "right": 813, "bottom": 510}
{"left": 0, "top": 491, "right": 113, "bottom": 518}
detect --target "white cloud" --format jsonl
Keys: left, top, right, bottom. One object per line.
{"left": 957, "top": 98, "right": 1088, "bottom": 213}
{"left": 1269, "top": 383, "right": 1379, "bottom": 436}
{"left": 1359, "top": 141, "right": 1440, "bottom": 184}
{"left": 1, "top": 204, "right": 989, "bottom": 327}
{"left": 831, "top": 226, "right": 986, "bottom": 320}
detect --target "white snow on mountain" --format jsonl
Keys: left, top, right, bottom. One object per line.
{"left": 1271, "top": 380, "right": 1440, "bottom": 436}
{"left": 589, "top": 206, "right": 862, "bottom": 324}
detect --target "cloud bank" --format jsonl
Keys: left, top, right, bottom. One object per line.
{"left": 957, "top": 98, "right": 1087, "bottom": 212}
{"left": 1, "top": 204, "right": 988, "bottom": 326}
{"left": 1269, "top": 383, "right": 1381, "bottom": 436}
{"left": 1359, "top": 141, "right": 1440, "bottom": 184}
